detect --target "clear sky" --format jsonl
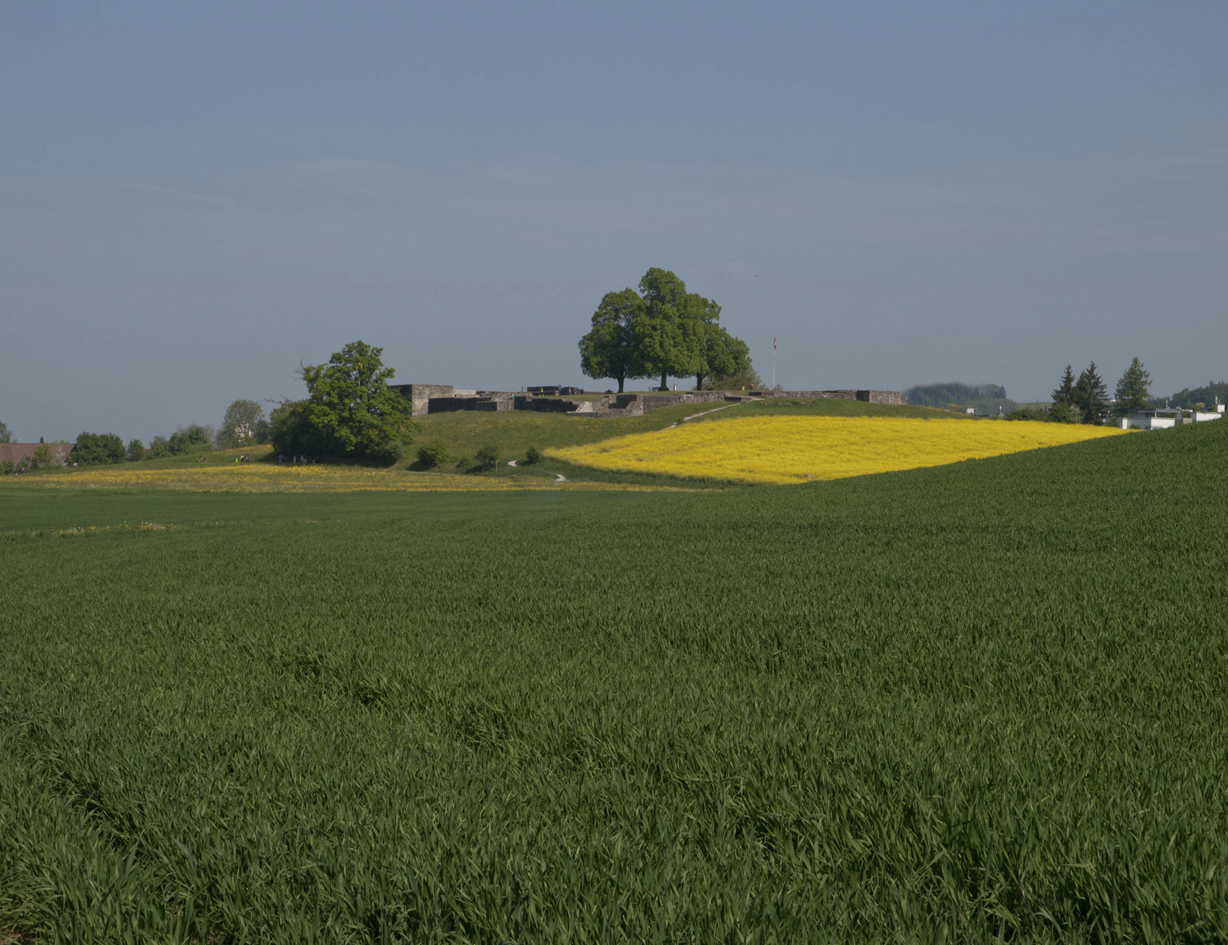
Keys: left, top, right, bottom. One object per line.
{"left": 3, "top": 1, "right": 1226, "bottom": 442}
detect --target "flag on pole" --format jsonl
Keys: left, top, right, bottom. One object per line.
{"left": 774, "top": 337, "right": 777, "bottom": 350}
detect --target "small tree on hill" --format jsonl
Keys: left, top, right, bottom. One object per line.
{"left": 417, "top": 438, "right": 450, "bottom": 468}
{"left": 0, "top": 420, "right": 11, "bottom": 443}
{"left": 271, "top": 341, "right": 419, "bottom": 463}
{"left": 128, "top": 439, "right": 146, "bottom": 461}
{"left": 218, "top": 400, "right": 272, "bottom": 448}
{"left": 475, "top": 444, "right": 500, "bottom": 472}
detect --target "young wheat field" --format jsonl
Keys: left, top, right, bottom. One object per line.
{"left": 1, "top": 420, "right": 1226, "bottom": 942}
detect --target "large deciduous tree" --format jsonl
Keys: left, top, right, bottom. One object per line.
{"left": 694, "top": 322, "right": 751, "bottom": 391}
{"left": 578, "top": 289, "right": 645, "bottom": 393}
{"left": 1114, "top": 357, "right": 1152, "bottom": 413}
{"left": 271, "top": 341, "right": 419, "bottom": 463}
{"left": 580, "top": 268, "right": 746, "bottom": 392}
{"left": 635, "top": 268, "right": 707, "bottom": 390}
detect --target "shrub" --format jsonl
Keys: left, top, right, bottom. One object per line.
{"left": 417, "top": 438, "right": 451, "bottom": 468}
{"left": 1005, "top": 407, "right": 1050, "bottom": 422}
{"left": 147, "top": 425, "right": 214, "bottom": 459}
{"left": 455, "top": 455, "right": 470, "bottom": 469}
{"left": 475, "top": 445, "right": 500, "bottom": 472}
{"left": 524, "top": 446, "right": 543, "bottom": 465}
{"left": 74, "top": 432, "right": 127, "bottom": 466}
{"left": 128, "top": 439, "right": 146, "bottom": 461}
{"left": 0, "top": 460, "right": 13, "bottom": 475}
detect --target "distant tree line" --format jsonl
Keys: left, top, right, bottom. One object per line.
{"left": 579, "top": 268, "right": 754, "bottom": 392}
{"left": 904, "top": 383, "right": 1013, "bottom": 414}
{"left": 906, "top": 359, "right": 1164, "bottom": 424}
{"left": 61, "top": 409, "right": 268, "bottom": 469}
{"left": 4, "top": 343, "right": 415, "bottom": 473}
{"left": 1165, "top": 381, "right": 1228, "bottom": 410}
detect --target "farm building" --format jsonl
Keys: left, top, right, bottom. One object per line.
{"left": 0, "top": 442, "right": 76, "bottom": 465}
{"left": 1121, "top": 402, "right": 1225, "bottom": 430}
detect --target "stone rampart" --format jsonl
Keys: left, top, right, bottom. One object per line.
{"left": 429, "top": 391, "right": 514, "bottom": 413}
{"left": 391, "top": 383, "right": 454, "bottom": 417}
{"left": 567, "top": 395, "right": 645, "bottom": 418}
{"left": 638, "top": 391, "right": 742, "bottom": 411}
{"left": 394, "top": 382, "right": 905, "bottom": 417}
{"left": 513, "top": 394, "right": 575, "bottom": 413}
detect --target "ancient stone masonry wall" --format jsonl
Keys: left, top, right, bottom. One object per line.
{"left": 859, "top": 390, "right": 906, "bottom": 405}
{"left": 428, "top": 392, "right": 514, "bottom": 413}
{"left": 568, "top": 395, "right": 645, "bottom": 418}
{"left": 394, "top": 382, "right": 904, "bottom": 417}
{"left": 638, "top": 392, "right": 743, "bottom": 411}
{"left": 391, "top": 384, "right": 454, "bottom": 417}
{"left": 513, "top": 394, "right": 576, "bottom": 413}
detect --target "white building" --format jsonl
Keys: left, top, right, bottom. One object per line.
{"left": 1121, "top": 399, "right": 1225, "bottom": 430}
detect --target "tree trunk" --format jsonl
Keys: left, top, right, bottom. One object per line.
{"left": 660, "top": 370, "right": 668, "bottom": 391}
{"left": 617, "top": 377, "right": 624, "bottom": 393}
{"left": 695, "top": 374, "right": 706, "bottom": 391}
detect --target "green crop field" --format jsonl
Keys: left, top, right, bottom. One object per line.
{"left": 2, "top": 421, "right": 1227, "bottom": 942}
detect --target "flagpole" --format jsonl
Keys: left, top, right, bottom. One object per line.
{"left": 772, "top": 336, "right": 776, "bottom": 389}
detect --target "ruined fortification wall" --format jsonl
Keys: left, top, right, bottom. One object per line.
{"left": 638, "top": 391, "right": 740, "bottom": 411}
{"left": 391, "top": 384, "right": 454, "bottom": 417}
{"left": 429, "top": 392, "right": 514, "bottom": 413}
{"left": 394, "top": 382, "right": 905, "bottom": 417}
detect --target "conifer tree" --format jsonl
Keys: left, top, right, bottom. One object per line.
{"left": 1052, "top": 365, "right": 1076, "bottom": 406}
{"left": 1047, "top": 365, "right": 1080, "bottom": 422}
{"left": 1074, "top": 362, "right": 1108, "bottom": 425}
{"left": 1115, "top": 357, "right": 1152, "bottom": 413}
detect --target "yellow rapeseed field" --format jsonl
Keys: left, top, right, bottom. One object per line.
{"left": 546, "top": 415, "right": 1127, "bottom": 485}
{"left": 0, "top": 464, "right": 676, "bottom": 493}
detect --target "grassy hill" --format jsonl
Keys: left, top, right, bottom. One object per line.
{"left": 2, "top": 420, "right": 1226, "bottom": 940}
{"left": 408, "top": 397, "right": 967, "bottom": 483}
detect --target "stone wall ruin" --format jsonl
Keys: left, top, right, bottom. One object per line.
{"left": 393, "top": 384, "right": 905, "bottom": 417}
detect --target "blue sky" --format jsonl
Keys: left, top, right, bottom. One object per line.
{"left": 3, "top": 1, "right": 1226, "bottom": 441}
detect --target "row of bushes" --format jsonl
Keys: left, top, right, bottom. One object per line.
{"left": 415, "top": 440, "right": 543, "bottom": 472}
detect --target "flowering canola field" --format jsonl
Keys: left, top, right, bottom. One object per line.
{"left": 547, "top": 415, "right": 1127, "bottom": 484}
{"left": 0, "top": 464, "right": 671, "bottom": 493}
